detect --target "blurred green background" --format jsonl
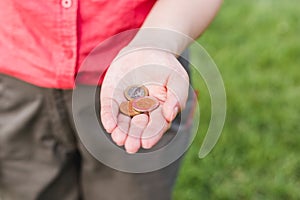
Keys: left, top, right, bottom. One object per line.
{"left": 173, "top": 0, "right": 300, "bottom": 199}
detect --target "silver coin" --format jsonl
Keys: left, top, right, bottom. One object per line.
{"left": 124, "top": 85, "right": 149, "bottom": 100}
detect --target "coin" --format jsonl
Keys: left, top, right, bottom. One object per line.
{"left": 119, "top": 101, "right": 140, "bottom": 117}
{"left": 124, "top": 85, "right": 149, "bottom": 100}
{"left": 132, "top": 96, "right": 159, "bottom": 112}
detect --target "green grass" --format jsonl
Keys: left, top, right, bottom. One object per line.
{"left": 173, "top": 0, "right": 300, "bottom": 199}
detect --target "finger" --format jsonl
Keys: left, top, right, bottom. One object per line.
{"left": 100, "top": 97, "right": 119, "bottom": 133}
{"left": 141, "top": 106, "right": 170, "bottom": 149}
{"left": 125, "top": 114, "right": 149, "bottom": 154}
{"left": 111, "top": 114, "right": 131, "bottom": 146}
{"left": 162, "top": 91, "right": 180, "bottom": 122}
{"left": 146, "top": 84, "right": 167, "bottom": 103}
{"left": 163, "top": 72, "right": 189, "bottom": 122}
{"left": 100, "top": 80, "right": 127, "bottom": 133}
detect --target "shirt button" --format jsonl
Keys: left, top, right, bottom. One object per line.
{"left": 61, "top": 0, "right": 72, "bottom": 8}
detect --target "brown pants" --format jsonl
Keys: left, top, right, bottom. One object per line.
{"left": 0, "top": 73, "right": 194, "bottom": 200}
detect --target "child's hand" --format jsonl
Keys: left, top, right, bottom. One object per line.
{"left": 100, "top": 49, "right": 189, "bottom": 154}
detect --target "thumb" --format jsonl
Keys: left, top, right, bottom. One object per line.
{"left": 162, "top": 91, "right": 179, "bottom": 122}
{"left": 163, "top": 71, "right": 189, "bottom": 122}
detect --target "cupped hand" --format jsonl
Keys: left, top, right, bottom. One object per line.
{"left": 100, "top": 49, "right": 189, "bottom": 154}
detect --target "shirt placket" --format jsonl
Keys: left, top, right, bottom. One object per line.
{"left": 57, "top": 0, "right": 78, "bottom": 88}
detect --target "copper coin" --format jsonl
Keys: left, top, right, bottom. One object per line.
{"left": 119, "top": 101, "right": 140, "bottom": 117}
{"left": 124, "top": 85, "right": 149, "bottom": 100}
{"left": 132, "top": 96, "right": 159, "bottom": 112}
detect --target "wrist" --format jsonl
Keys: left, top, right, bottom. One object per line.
{"left": 126, "top": 28, "right": 192, "bottom": 56}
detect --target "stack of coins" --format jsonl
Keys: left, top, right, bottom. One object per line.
{"left": 119, "top": 85, "right": 159, "bottom": 117}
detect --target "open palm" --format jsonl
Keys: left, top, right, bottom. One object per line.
{"left": 100, "top": 49, "right": 189, "bottom": 153}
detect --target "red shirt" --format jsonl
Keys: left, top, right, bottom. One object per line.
{"left": 0, "top": 0, "right": 155, "bottom": 88}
